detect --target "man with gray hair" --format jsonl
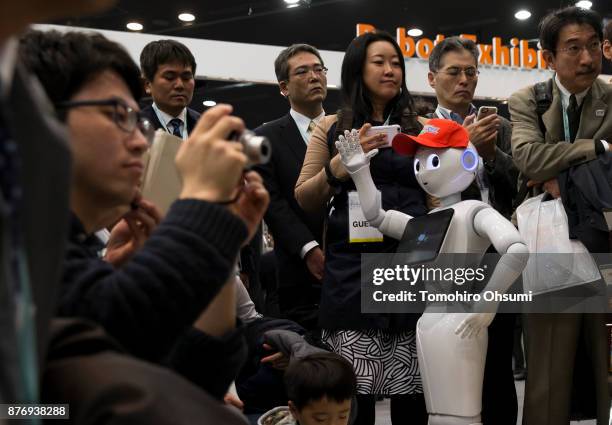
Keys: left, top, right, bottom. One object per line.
{"left": 253, "top": 44, "right": 328, "bottom": 329}
{"left": 427, "top": 36, "right": 519, "bottom": 425}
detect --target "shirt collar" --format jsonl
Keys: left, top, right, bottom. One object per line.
{"left": 289, "top": 109, "right": 325, "bottom": 133}
{"left": 152, "top": 103, "right": 188, "bottom": 131}
{"left": 0, "top": 37, "right": 18, "bottom": 99}
{"left": 555, "top": 74, "right": 590, "bottom": 107}
{"left": 435, "top": 103, "right": 477, "bottom": 124}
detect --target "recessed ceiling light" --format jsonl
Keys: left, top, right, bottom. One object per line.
{"left": 514, "top": 10, "right": 531, "bottom": 20}
{"left": 178, "top": 13, "right": 195, "bottom": 22}
{"left": 407, "top": 28, "right": 423, "bottom": 37}
{"left": 126, "top": 22, "right": 143, "bottom": 31}
{"left": 202, "top": 100, "right": 217, "bottom": 107}
{"left": 287, "top": 3, "right": 299, "bottom": 7}
{"left": 284, "top": 0, "right": 300, "bottom": 3}
{"left": 575, "top": 1, "right": 592, "bottom": 9}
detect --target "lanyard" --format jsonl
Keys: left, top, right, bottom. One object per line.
{"left": 561, "top": 96, "right": 572, "bottom": 143}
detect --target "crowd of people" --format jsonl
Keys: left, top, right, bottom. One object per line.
{"left": 0, "top": 1, "right": 611, "bottom": 424}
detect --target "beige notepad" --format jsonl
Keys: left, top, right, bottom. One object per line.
{"left": 140, "top": 130, "right": 183, "bottom": 215}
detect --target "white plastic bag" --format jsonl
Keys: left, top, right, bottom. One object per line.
{"left": 516, "top": 194, "right": 600, "bottom": 294}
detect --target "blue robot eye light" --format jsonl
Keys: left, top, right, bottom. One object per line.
{"left": 461, "top": 149, "right": 478, "bottom": 171}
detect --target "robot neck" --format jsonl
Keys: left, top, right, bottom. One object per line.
{"left": 439, "top": 193, "right": 461, "bottom": 208}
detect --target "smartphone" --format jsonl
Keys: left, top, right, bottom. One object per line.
{"left": 476, "top": 106, "right": 498, "bottom": 121}
{"left": 364, "top": 124, "right": 401, "bottom": 148}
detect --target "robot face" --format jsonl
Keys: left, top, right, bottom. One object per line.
{"left": 413, "top": 143, "right": 478, "bottom": 198}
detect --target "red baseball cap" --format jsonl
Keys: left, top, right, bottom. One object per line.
{"left": 391, "top": 119, "right": 469, "bottom": 156}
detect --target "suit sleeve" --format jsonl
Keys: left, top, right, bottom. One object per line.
{"left": 487, "top": 118, "right": 518, "bottom": 198}
{"left": 253, "top": 125, "right": 318, "bottom": 258}
{"left": 509, "top": 88, "right": 598, "bottom": 182}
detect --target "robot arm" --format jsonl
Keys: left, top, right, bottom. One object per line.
{"left": 455, "top": 207, "right": 529, "bottom": 339}
{"left": 335, "top": 130, "right": 412, "bottom": 240}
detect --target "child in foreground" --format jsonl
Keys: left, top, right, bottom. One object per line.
{"left": 258, "top": 352, "right": 357, "bottom": 425}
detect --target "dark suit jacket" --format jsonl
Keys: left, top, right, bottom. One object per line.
{"left": 253, "top": 114, "right": 325, "bottom": 289}
{"left": 140, "top": 104, "right": 201, "bottom": 135}
{"left": 0, "top": 63, "right": 72, "bottom": 402}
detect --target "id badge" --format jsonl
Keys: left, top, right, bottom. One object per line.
{"left": 348, "top": 191, "right": 383, "bottom": 243}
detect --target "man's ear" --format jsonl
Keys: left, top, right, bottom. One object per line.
{"left": 279, "top": 81, "right": 289, "bottom": 98}
{"left": 144, "top": 79, "right": 152, "bottom": 95}
{"left": 542, "top": 50, "right": 556, "bottom": 71}
{"left": 427, "top": 71, "right": 436, "bottom": 89}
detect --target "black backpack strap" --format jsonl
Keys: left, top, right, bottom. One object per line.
{"left": 534, "top": 79, "right": 553, "bottom": 135}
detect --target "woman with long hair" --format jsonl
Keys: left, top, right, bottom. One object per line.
{"left": 295, "top": 31, "right": 429, "bottom": 424}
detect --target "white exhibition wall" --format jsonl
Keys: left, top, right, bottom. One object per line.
{"left": 34, "top": 24, "right": 611, "bottom": 100}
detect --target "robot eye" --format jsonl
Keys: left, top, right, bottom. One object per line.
{"left": 461, "top": 149, "right": 478, "bottom": 171}
{"left": 413, "top": 158, "right": 420, "bottom": 174}
{"left": 426, "top": 154, "right": 440, "bottom": 169}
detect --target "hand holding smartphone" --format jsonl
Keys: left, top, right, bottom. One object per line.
{"left": 364, "top": 124, "right": 401, "bottom": 148}
{"left": 476, "top": 106, "right": 498, "bottom": 122}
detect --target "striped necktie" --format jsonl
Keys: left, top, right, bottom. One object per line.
{"left": 168, "top": 118, "right": 183, "bottom": 138}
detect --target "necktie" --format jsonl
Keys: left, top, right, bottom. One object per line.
{"left": 168, "top": 118, "right": 183, "bottom": 138}
{"left": 307, "top": 120, "right": 316, "bottom": 135}
{"left": 567, "top": 94, "right": 580, "bottom": 143}
{"left": 0, "top": 99, "right": 39, "bottom": 405}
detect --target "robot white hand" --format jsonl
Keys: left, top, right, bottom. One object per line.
{"left": 455, "top": 312, "right": 495, "bottom": 339}
{"left": 335, "top": 129, "right": 379, "bottom": 175}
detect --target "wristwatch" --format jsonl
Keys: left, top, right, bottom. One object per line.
{"left": 483, "top": 156, "right": 496, "bottom": 171}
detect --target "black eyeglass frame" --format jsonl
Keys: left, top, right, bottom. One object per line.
{"left": 55, "top": 97, "right": 155, "bottom": 143}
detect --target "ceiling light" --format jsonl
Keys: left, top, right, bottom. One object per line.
{"left": 284, "top": 0, "right": 300, "bottom": 3}
{"left": 202, "top": 100, "right": 217, "bottom": 107}
{"left": 287, "top": 3, "right": 299, "bottom": 7}
{"left": 126, "top": 22, "right": 143, "bottom": 31}
{"left": 178, "top": 13, "right": 195, "bottom": 22}
{"left": 575, "top": 1, "right": 592, "bottom": 9}
{"left": 407, "top": 28, "right": 423, "bottom": 37}
{"left": 514, "top": 10, "right": 531, "bottom": 20}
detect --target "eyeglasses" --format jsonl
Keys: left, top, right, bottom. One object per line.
{"left": 556, "top": 40, "right": 602, "bottom": 57}
{"left": 290, "top": 65, "right": 328, "bottom": 79}
{"left": 55, "top": 97, "right": 155, "bottom": 144}
{"left": 434, "top": 66, "right": 480, "bottom": 79}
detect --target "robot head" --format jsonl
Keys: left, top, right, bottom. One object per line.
{"left": 392, "top": 119, "right": 477, "bottom": 198}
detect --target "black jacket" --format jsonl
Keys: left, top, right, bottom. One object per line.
{"left": 559, "top": 154, "right": 612, "bottom": 253}
{"left": 58, "top": 200, "right": 248, "bottom": 398}
{"left": 253, "top": 114, "right": 325, "bottom": 287}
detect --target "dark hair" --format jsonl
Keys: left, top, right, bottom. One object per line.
{"left": 19, "top": 30, "right": 142, "bottom": 105}
{"left": 274, "top": 43, "right": 324, "bottom": 82}
{"left": 539, "top": 6, "right": 603, "bottom": 52}
{"left": 340, "top": 31, "right": 415, "bottom": 128}
{"left": 604, "top": 20, "right": 612, "bottom": 42}
{"left": 140, "top": 39, "right": 197, "bottom": 82}
{"left": 428, "top": 36, "right": 479, "bottom": 72}
{"left": 284, "top": 352, "right": 356, "bottom": 410}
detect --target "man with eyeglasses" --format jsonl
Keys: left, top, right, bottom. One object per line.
{"left": 20, "top": 29, "right": 268, "bottom": 423}
{"left": 140, "top": 39, "right": 199, "bottom": 140}
{"left": 427, "top": 36, "right": 520, "bottom": 425}
{"left": 509, "top": 6, "right": 611, "bottom": 425}
{"left": 252, "top": 44, "right": 328, "bottom": 329}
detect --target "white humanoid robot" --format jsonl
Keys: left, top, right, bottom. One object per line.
{"left": 336, "top": 119, "right": 529, "bottom": 425}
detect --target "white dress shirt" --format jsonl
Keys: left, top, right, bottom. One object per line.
{"left": 152, "top": 103, "right": 188, "bottom": 140}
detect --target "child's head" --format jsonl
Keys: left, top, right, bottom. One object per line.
{"left": 284, "top": 352, "right": 356, "bottom": 425}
